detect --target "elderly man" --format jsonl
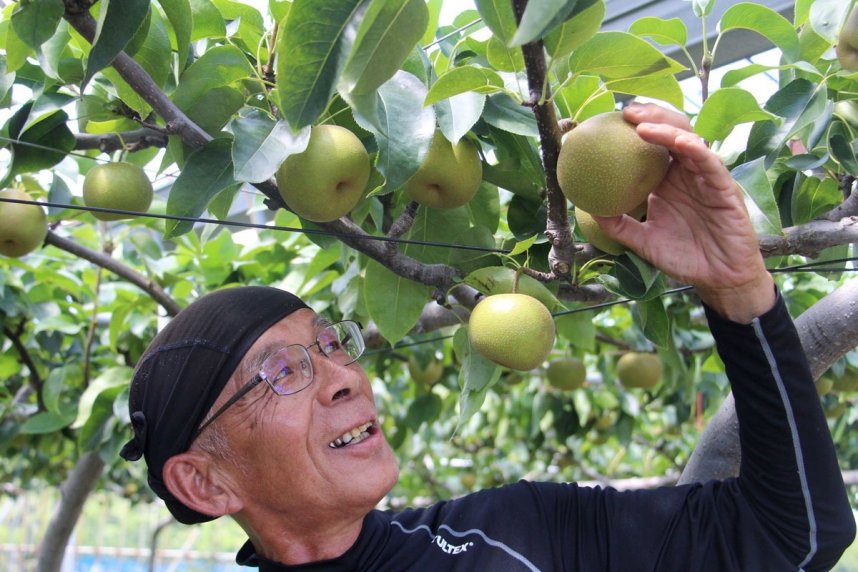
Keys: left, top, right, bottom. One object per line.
{"left": 120, "top": 104, "right": 855, "bottom": 571}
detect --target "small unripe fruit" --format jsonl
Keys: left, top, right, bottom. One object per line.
{"left": 408, "top": 355, "right": 444, "bottom": 386}
{"left": 545, "top": 357, "right": 586, "bottom": 390}
{"left": 83, "top": 162, "right": 153, "bottom": 221}
{"left": 0, "top": 189, "right": 47, "bottom": 257}
{"left": 404, "top": 130, "right": 483, "bottom": 209}
{"left": 616, "top": 352, "right": 662, "bottom": 390}
{"left": 468, "top": 293, "right": 556, "bottom": 371}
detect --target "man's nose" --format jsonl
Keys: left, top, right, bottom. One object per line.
{"left": 313, "top": 352, "right": 365, "bottom": 403}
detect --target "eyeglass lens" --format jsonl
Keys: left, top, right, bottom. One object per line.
{"left": 260, "top": 322, "right": 363, "bottom": 396}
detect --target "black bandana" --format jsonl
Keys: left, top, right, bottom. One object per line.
{"left": 119, "top": 286, "right": 309, "bottom": 524}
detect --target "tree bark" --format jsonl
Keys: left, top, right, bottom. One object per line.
{"left": 678, "top": 279, "right": 858, "bottom": 484}
{"left": 36, "top": 452, "right": 106, "bottom": 572}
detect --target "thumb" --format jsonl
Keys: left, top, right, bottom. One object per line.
{"left": 591, "top": 213, "right": 642, "bottom": 247}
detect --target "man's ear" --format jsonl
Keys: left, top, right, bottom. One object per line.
{"left": 162, "top": 451, "right": 243, "bottom": 518}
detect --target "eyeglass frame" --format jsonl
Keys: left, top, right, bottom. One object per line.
{"left": 190, "top": 320, "right": 365, "bottom": 443}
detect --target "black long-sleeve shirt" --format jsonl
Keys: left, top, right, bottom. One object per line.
{"left": 237, "top": 294, "right": 856, "bottom": 571}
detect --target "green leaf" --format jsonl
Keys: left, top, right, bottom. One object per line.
{"left": 10, "top": 0, "right": 64, "bottom": 49}
{"left": 730, "top": 157, "right": 783, "bottom": 236}
{"left": 276, "top": 0, "right": 364, "bottom": 129}
{"left": 555, "top": 311, "right": 596, "bottom": 351}
{"left": 481, "top": 93, "right": 539, "bottom": 137}
{"left": 791, "top": 175, "right": 841, "bottom": 225}
{"left": 404, "top": 207, "right": 472, "bottom": 265}
{"left": 719, "top": 3, "right": 800, "bottom": 62}
{"left": 746, "top": 78, "right": 828, "bottom": 168}
{"left": 229, "top": 108, "right": 311, "bottom": 183}
{"left": 486, "top": 36, "right": 524, "bottom": 73}
{"left": 553, "top": 74, "right": 614, "bottom": 121}
{"left": 363, "top": 258, "right": 431, "bottom": 344}
{"left": 809, "top": 0, "right": 852, "bottom": 43}
{"left": 688, "top": 0, "right": 716, "bottom": 17}
{"left": 543, "top": 0, "right": 605, "bottom": 61}
{"left": 172, "top": 44, "right": 256, "bottom": 111}
{"left": 435, "top": 91, "right": 486, "bottom": 144}
{"left": 2, "top": 105, "right": 75, "bottom": 185}
{"left": 157, "top": 0, "right": 193, "bottom": 63}
{"left": 694, "top": 88, "right": 778, "bottom": 141}
{"left": 349, "top": 70, "right": 436, "bottom": 194}
{"left": 270, "top": 0, "right": 291, "bottom": 24}
{"left": 189, "top": 0, "right": 226, "bottom": 40}
{"left": 72, "top": 366, "right": 133, "bottom": 429}
{"left": 20, "top": 411, "right": 75, "bottom": 435}
{"left": 510, "top": 0, "right": 579, "bottom": 47}
{"left": 165, "top": 138, "right": 236, "bottom": 238}
{"left": 340, "top": 0, "right": 428, "bottom": 95}
{"left": 475, "top": 0, "right": 517, "bottom": 45}
{"left": 569, "top": 31, "right": 687, "bottom": 80}
{"left": 606, "top": 74, "right": 684, "bottom": 111}
{"left": 463, "top": 267, "right": 560, "bottom": 311}
{"left": 599, "top": 252, "right": 665, "bottom": 301}
{"left": 404, "top": 393, "right": 443, "bottom": 430}
{"left": 829, "top": 122, "right": 858, "bottom": 176}
{"left": 424, "top": 65, "right": 505, "bottom": 106}
{"left": 628, "top": 16, "right": 687, "bottom": 47}
{"left": 84, "top": 0, "right": 150, "bottom": 86}
{"left": 453, "top": 327, "right": 501, "bottom": 433}
{"left": 420, "top": 0, "right": 443, "bottom": 46}
{"left": 4, "top": 18, "right": 32, "bottom": 73}
{"left": 637, "top": 297, "right": 671, "bottom": 349}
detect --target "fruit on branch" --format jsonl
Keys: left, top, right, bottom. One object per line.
{"left": 468, "top": 293, "right": 556, "bottom": 371}
{"left": 816, "top": 376, "right": 834, "bottom": 397}
{"left": 408, "top": 354, "right": 444, "bottom": 386}
{"left": 275, "top": 124, "right": 371, "bottom": 222}
{"left": 616, "top": 351, "right": 662, "bottom": 390}
{"left": 545, "top": 357, "right": 587, "bottom": 390}
{"left": 82, "top": 162, "right": 154, "bottom": 221}
{"left": 574, "top": 201, "right": 647, "bottom": 255}
{"left": 837, "top": 4, "right": 858, "bottom": 71}
{"left": 0, "top": 189, "right": 48, "bottom": 257}
{"left": 403, "top": 130, "right": 483, "bottom": 209}
{"left": 556, "top": 111, "right": 669, "bottom": 217}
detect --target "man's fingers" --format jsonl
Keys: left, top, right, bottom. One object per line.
{"left": 623, "top": 103, "right": 692, "bottom": 131}
{"left": 634, "top": 124, "right": 735, "bottom": 190}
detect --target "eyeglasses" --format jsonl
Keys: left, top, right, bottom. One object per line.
{"left": 191, "top": 320, "right": 365, "bottom": 442}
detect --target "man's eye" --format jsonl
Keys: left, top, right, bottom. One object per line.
{"left": 318, "top": 331, "right": 343, "bottom": 353}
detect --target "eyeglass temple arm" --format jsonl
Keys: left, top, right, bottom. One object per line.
{"left": 190, "top": 374, "right": 263, "bottom": 442}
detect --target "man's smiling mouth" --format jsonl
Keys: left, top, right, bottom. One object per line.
{"left": 329, "top": 421, "right": 374, "bottom": 449}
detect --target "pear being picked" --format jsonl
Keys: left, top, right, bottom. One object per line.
{"left": 557, "top": 111, "right": 669, "bottom": 217}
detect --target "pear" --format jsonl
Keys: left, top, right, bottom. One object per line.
{"left": 276, "top": 125, "right": 370, "bottom": 222}
{"left": 0, "top": 189, "right": 48, "bottom": 257}
{"left": 616, "top": 352, "right": 662, "bottom": 389}
{"left": 545, "top": 357, "right": 586, "bottom": 390}
{"left": 557, "top": 112, "right": 669, "bottom": 217}
{"left": 837, "top": 4, "right": 858, "bottom": 71}
{"left": 468, "top": 293, "right": 555, "bottom": 371}
{"left": 403, "top": 130, "right": 482, "bottom": 209}
{"left": 83, "top": 162, "right": 153, "bottom": 221}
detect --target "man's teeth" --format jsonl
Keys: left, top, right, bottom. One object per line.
{"left": 329, "top": 422, "right": 373, "bottom": 448}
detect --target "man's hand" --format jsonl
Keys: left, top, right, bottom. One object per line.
{"left": 593, "top": 103, "right": 775, "bottom": 323}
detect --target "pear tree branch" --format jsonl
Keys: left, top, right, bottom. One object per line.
{"left": 513, "top": 0, "right": 577, "bottom": 281}
{"left": 44, "top": 231, "right": 182, "bottom": 316}
{"left": 73, "top": 128, "right": 168, "bottom": 154}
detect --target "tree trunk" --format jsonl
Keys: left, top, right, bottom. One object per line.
{"left": 679, "top": 279, "right": 858, "bottom": 484}
{"left": 37, "top": 452, "right": 105, "bottom": 572}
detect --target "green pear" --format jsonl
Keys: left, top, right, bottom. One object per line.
{"left": 82, "top": 162, "right": 154, "bottom": 221}
{"left": 545, "top": 357, "right": 587, "bottom": 390}
{"left": 468, "top": 293, "right": 556, "bottom": 371}
{"left": 408, "top": 355, "right": 444, "bottom": 386}
{"left": 557, "top": 112, "right": 669, "bottom": 216}
{"left": 0, "top": 188, "right": 48, "bottom": 257}
{"left": 403, "top": 130, "right": 483, "bottom": 209}
{"left": 276, "top": 125, "right": 370, "bottom": 222}
{"left": 616, "top": 352, "right": 662, "bottom": 390}
{"left": 574, "top": 201, "right": 646, "bottom": 255}
{"left": 837, "top": 4, "right": 858, "bottom": 71}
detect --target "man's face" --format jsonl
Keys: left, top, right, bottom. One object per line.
{"left": 205, "top": 308, "right": 400, "bottom": 526}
